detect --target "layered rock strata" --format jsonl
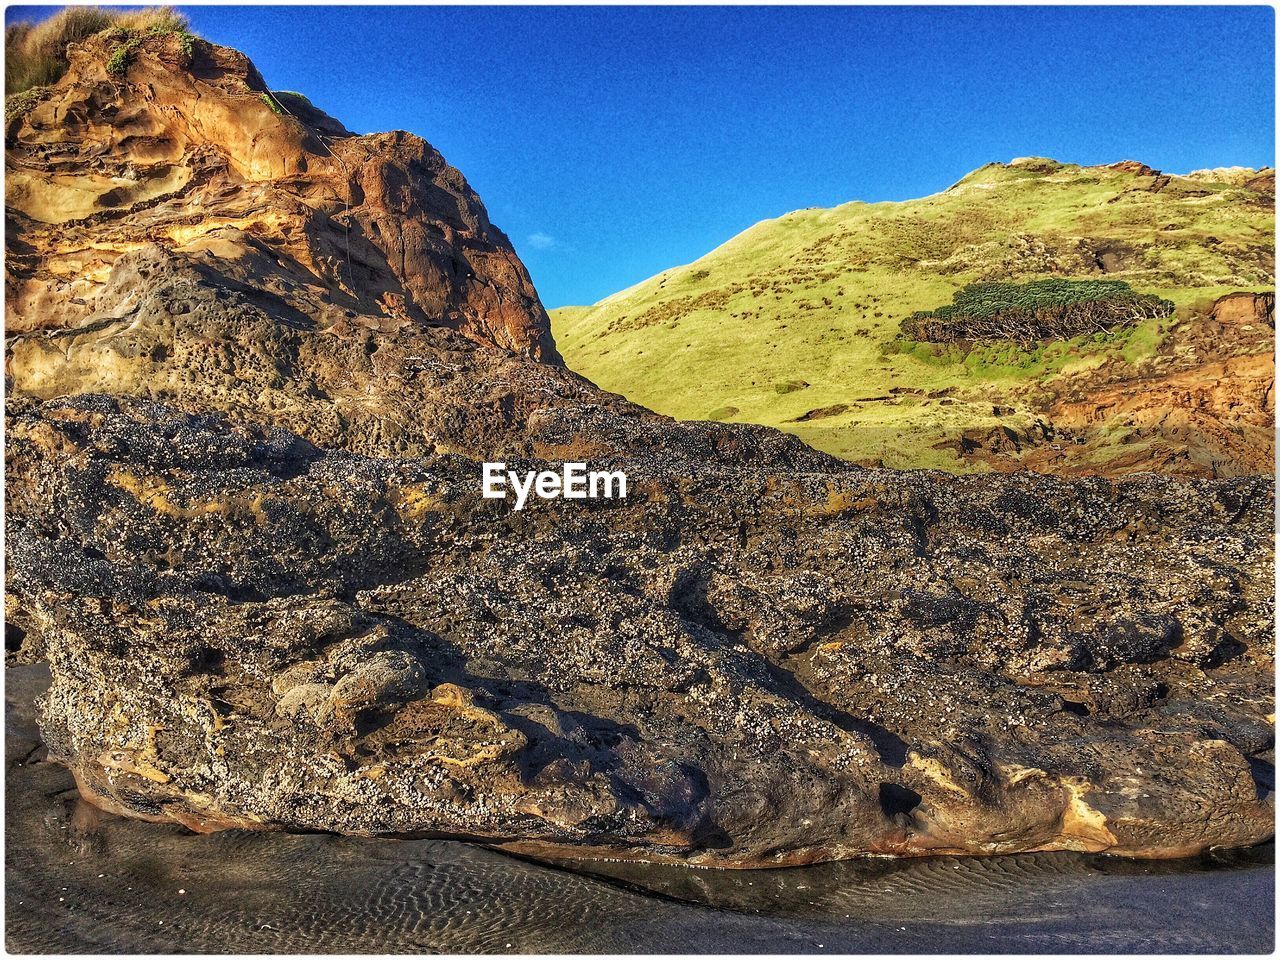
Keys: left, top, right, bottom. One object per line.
{"left": 5, "top": 30, "right": 558, "bottom": 366}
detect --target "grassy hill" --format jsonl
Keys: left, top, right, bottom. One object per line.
{"left": 552, "top": 158, "right": 1274, "bottom": 471}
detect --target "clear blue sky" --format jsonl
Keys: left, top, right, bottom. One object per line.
{"left": 10, "top": 5, "right": 1275, "bottom": 307}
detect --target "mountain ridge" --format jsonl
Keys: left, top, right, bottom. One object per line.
{"left": 557, "top": 157, "right": 1273, "bottom": 314}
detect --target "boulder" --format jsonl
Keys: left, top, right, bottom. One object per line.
{"left": 6, "top": 394, "right": 1273, "bottom": 866}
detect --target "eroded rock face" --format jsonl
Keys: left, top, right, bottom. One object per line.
{"left": 6, "top": 241, "right": 629, "bottom": 458}
{"left": 5, "top": 31, "right": 558, "bottom": 362}
{"left": 6, "top": 394, "right": 1273, "bottom": 866}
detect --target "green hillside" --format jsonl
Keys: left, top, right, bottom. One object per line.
{"left": 552, "top": 158, "right": 1274, "bottom": 471}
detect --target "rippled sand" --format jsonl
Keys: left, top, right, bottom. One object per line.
{"left": 6, "top": 665, "right": 1273, "bottom": 953}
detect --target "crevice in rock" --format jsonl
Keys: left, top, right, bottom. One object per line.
{"left": 878, "top": 782, "right": 923, "bottom": 819}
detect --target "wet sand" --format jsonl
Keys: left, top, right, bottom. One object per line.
{"left": 6, "top": 665, "right": 1273, "bottom": 954}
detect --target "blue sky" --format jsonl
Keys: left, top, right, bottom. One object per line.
{"left": 9, "top": 5, "right": 1275, "bottom": 307}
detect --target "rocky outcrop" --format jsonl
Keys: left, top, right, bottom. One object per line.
{"left": 6, "top": 393, "right": 1274, "bottom": 866}
{"left": 5, "top": 28, "right": 575, "bottom": 458}
{"left": 1211, "top": 290, "right": 1277, "bottom": 327}
{"left": 4, "top": 28, "right": 1275, "bottom": 868}
{"left": 1106, "top": 160, "right": 1161, "bottom": 177}
{"left": 6, "top": 241, "right": 630, "bottom": 459}
{"left": 949, "top": 292, "right": 1275, "bottom": 478}
{"left": 5, "top": 30, "right": 557, "bottom": 363}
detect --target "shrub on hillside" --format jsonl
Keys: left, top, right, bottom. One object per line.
{"left": 902, "top": 279, "right": 1174, "bottom": 346}
{"left": 273, "top": 90, "right": 313, "bottom": 110}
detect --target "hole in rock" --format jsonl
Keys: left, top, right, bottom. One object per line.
{"left": 187, "top": 646, "right": 225, "bottom": 674}
{"left": 6, "top": 623, "right": 27, "bottom": 653}
{"left": 691, "top": 821, "right": 734, "bottom": 850}
{"left": 878, "top": 782, "right": 922, "bottom": 819}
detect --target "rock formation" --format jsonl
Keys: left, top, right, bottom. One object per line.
{"left": 6, "top": 394, "right": 1274, "bottom": 865}
{"left": 5, "top": 27, "right": 1275, "bottom": 867}
{"left": 5, "top": 30, "right": 558, "bottom": 367}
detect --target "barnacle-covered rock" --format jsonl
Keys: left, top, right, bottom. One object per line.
{"left": 6, "top": 395, "right": 1273, "bottom": 866}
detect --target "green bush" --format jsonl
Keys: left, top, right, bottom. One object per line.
{"left": 902, "top": 279, "right": 1175, "bottom": 346}
{"left": 774, "top": 379, "right": 809, "bottom": 395}
{"left": 273, "top": 90, "right": 313, "bottom": 110}
{"left": 176, "top": 30, "right": 196, "bottom": 62}
{"left": 105, "top": 36, "right": 141, "bottom": 76}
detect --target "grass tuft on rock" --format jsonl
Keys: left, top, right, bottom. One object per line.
{"left": 5, "top": 84, "right": 48, "bottom": 125}
{"left": 104, "top": 35, "right": 142, "bottom": 76}
{"left": 6, "top": 6, "right": 190, "bottom": 94}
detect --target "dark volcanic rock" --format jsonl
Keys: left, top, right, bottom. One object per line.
{"left": 6, "top": 395, "right": 1273, "bottom": 866}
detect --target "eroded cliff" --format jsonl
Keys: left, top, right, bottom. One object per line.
{"left": 6, "top": 29, "right": 559, "bottom": 370}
